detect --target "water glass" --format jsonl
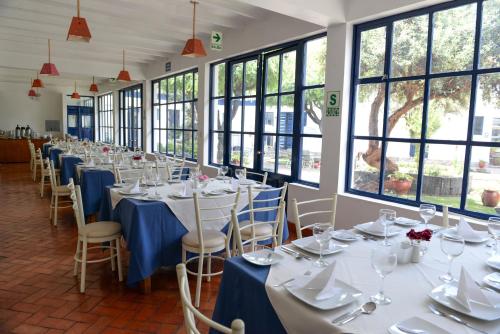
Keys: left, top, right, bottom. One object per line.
{"left": 439, "top": 235, "right": 465, "bottom": 282}
{"left": 488, "top": 217, "right": 500, "bottom": 255}
{"left": 312, "top": 223, "right": 332, "bottom": 267}
{"left": 370, "top": 245, "right": 397, "bottom": 305}
{"left": 419, "top": 204, "right": 436, "bottom": 228}
{"left": 379, "top": 209, "right": 396, "bottom": 246}
{"left": 221, "top": 166, "right": 229, "bottom": 178}
{"left": 235, "top": 169, "right": 245, "bottom": 180}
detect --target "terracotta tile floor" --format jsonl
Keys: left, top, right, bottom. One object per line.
{"left": 0, "top": 163, "right": 222, "bottom": 334}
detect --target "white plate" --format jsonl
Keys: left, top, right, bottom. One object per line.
{"left": 118, "top": 191, "right": 147, "bottom": 196}
{"left": 486, "top": 256, "right": 500, "bottom": 271}
{"left": 428, "top": 282, "right": 500, "bottom": 321}
{"left": 483, "top": 272, "right": 500, "bottom": 290}
{"left": 354, "top": 222, "right": 401, "bottom": 237}
{"left": 215, "top": 176, "right": 230, "bottom": 180}
{"left": 169, "top": 193, "right": 193, "bottom": 199}
{"left": 395, "top": 217, "right": 421, "bottom": 227}
{"left": 239, "top": 179, "right": 255, "bottom": 186}
{"left": 442, "top": 228, "right": 490, "bottom": 243}
{"left": 330, "top": 229, "right": 358, "bottom": 242}
{"left": 242, "top": 249, "right": 283, "bottom": 266}
{"left": 113, "top": 183, "right": 126, "bottom": 187}
{"left": 285, "top": 279, "right": 361, "bottom": 311}
{"left": 253, "top": 184, "right": 272, "bottom": 189}
{"left": 292, "top": 236, "right": 348, "bottom": 255}
{"left": 388, "top": 316, "right": 451, "bottom": 334}
{"left": 202, "top": 189, "right": 227, "bottom": 196}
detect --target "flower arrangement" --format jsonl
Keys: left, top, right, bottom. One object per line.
{"left": 406, "top": 228, "right": 433, "bottom": 241}
{"left": 132, "top": 154, "right": 142, "bottom": 161}
{"left": 102, "top": 146, "right": 110, "bottom": 153}
{"left": 198, "top": 175, "right": 209, "bottom": 182}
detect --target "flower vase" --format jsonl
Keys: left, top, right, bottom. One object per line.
{"left": 411, "top": 241, "right": 421, "bottom": 263}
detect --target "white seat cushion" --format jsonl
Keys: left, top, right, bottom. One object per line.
{"left": 182, "top": 229, "right": 226, "bottom": 249}
{"left": 79, "top": 221, "right": 121, "bottom": 238}
{"left": 239, "top": 221, "right": 273, "bottom": 238}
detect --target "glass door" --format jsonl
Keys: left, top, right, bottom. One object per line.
{"left": 66, "top": 96, "right": 95, "bottom": 141}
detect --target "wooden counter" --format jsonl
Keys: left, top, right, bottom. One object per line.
{"left": 0, "top": 138, "right": 48, "bottom": 163}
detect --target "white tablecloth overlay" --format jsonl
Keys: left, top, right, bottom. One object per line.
{"left": 265, "top": 226, "right": 500, "bottom": 334}
{"left": 110, "top": 179, "right": 261, "bottom": 232}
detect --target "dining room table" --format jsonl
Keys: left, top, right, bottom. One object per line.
{"left": 211, "top": 222, "right": 500, "bottom": 334}
{"left": 59, "top": 154, "right": 84, "bottom": 185}
{"left": 48, "top": 147, "right": 64, "bottom": 168}
{"left": 42, "top": 142, "right": 53, "bottom": 158}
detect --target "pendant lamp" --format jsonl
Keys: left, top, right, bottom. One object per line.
{"left": 71, "top": 81, "right": 81, "bottom": 99}
{"left": 28, "top": 80, "right": 37, "bottom": 97}
{"left": 181, "top": 0, "right": 207, "bottom": 57}
{"left": 89, "top": 76, "right": 98, "bottom": 93}
{"left": 40, "top": 39, "right": 60, "bottom": 76}
{"left": 67, "top": 0, "right": 91, "bottom": 42}
{"left": 117, "top": 49, "right": 131, "bottom": 81}
{"left": 32, "top": 72, "right": 44, "bottom": 88}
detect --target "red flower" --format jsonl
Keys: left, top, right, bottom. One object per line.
{"left": 406, "top": 228, "right": 433, "bottom": 241}
{"left": 102, "top": 146, "right": 110, "bottom": 153}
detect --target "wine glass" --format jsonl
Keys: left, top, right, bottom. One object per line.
{"left": 235, "top": 169, "right": 245, "bottom": 180}
{"left": 221, "top": 166, "right": 229, "bottom": 179}
{"left": 370, "top": 245, "right": 397, "bottom": 305}
{"left": 488, "top": 217, "right": 500, "bottom": 255}
{"left": 379, "top": 209, "right": 396, "bottom": 246}
{"left": 419, "top": 204, "right": 436, "bottom": 228}
{"left": 152, "top": 168, "right": 161, "bottom": 199}
{"left": 313, "top": 223, "right": 332, "bottom": 267}
{"left": 439, "top": 235, "right": 465, "bottom": 282}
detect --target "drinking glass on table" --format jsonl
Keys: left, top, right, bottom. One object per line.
{"left": 419, "top": 204, "right": 436, "bottom": 228}
{"left": 439, "top": 235, "right": 465, "bottom": 283}
{"left": 370, "top": 245, "right": 397, "bottom": 305}
{"left": 220, "top": 166, "right": 229, "bottom": 179}
{"left": 152, "top": 168, "right": 161, "bottom": 199}
{"left": 313, "top": 223, "right": 332, "bottom": 268}
{"left": 488, "top": 217, "right": 500, "bottom": 255}
{"left": 235, "top": 169, "right": 245, "bottom": 180}
{"left": 379, "top": 209, "right": 396, "bottom": 246}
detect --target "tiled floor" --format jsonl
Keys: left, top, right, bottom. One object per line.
{"left": 0, "top": 163, "right": 222, "bottom": 334}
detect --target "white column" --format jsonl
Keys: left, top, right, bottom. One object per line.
{"left": 143, "top": 79, "right": 152, "bottom": 152}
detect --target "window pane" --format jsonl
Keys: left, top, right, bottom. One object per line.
{"left": 153, "top": 129, "right": 160, "bottom": 152}
{"left": 277, "top": 136, "right": 292, "bottom": 175}
{"left": 421, "top": 144, "right": 465, "bottom": 207}
{"left": 193, "top": 102, "right": 198, "bottom": 130}
{"left": 264, "top": 96, "right": 277, "bottom": 133}
{"left": 159, "top": 80, "right": 166, "bottom": 104}
{"left": 475, "top": 73, "right": 500, "bottom": 142}
{"left": 185, "top": 72, "right": 193, "bottom": 100}
{"left": 168, "top": 78, "right": 175, "bottom": 102}
{"left": 230, "top": 99, "right": 242, "bottom": 132}
{"left": 175, "top": 75, "right": 184, "bottom": 101}
{"left": 212, "top": 99, "right": 225, "bottom": 131}
{"left": 480, "top": 0, "right": 500, "bottom": 69}
{"left": 194, "top": 72, "right": 198, "bottom": 99}
{"left": 160, "top": 105, "right": 167, "bottom": 129}
{"left": 266, "top": 55, "right": 279, "bottom": 94}
{"left": 388, "top": 80, "right": 424, "bottom": 139}
{"left": 263, "top": 135, "right": 275, "bottom": 172}
{"left": 300, "top": 137, "right": 322, "bottom": 183}
{"left": 281, "top": 51, "right": 296, "bottom": 92}
{"left": 154, "top": 82, "right": 159, "bottom": 104}
{"left": 279, "top": 94, "right": 294, "bottom": 134}
{"left": 159, "top": 129, "right": 166, "bottom": 153}
{"left": 354, "top": 83, "right": 385, "bottom": 137}
{"left": 153, "top": 105, "right": 160, "bottom": 128}
{"left": 243, "top": 134, "right": 254, "bottom": 168}
{"left": 391, "top": 15, "right": 428, "bottom": 77}
{"left": 184, "top": 102, "right": 192, "bottom": 129}
{"left": 193, "top": 131, "right": 198, "bottom": 159}
{"left": 359, "top": 27, "right": 386, "bottom": 78}
{"left": 305, "top": 37, "right": 326, "bottom": 86}
{"left": 167, "top": 105, "right": 175, "bottom": 128}
{"left": 351, "top": 139, "right": 381, "bottom": 193}
{"left": 427, "top": 75, "right": 471, "bottom": 140}
{"left": 466, "top": 146, "right": 500, "bottom": 215}
{"left": 213, "top": 64, "right": 225, "bottom": 96}
{"left": 245, "top": 60, "right": 257, "bottom": 96}
{"left": 184, "top": 131, "right": 193, "bottom": 158}
{"left": 175, "top": 103, "right": 183, "bottom": 129}
{"left": 232, "top": 63, "right": 243, "bottom": 97}
{"left": 230, "top": 134, "right": 241, "bottom": 165}
{"left": 302, "top": 88, "right": 323, "bottom": 135}
{"left": 383, "top": 141, "right": 420, "bottom": 200}
{"left": 168, "top": 130, "right": 174, "bottom": 154}
{"left": 244, "top": 98, "right": 256, "bottom": 132}
{"left": 212, "top": 132, "right": 225, "bottom": 164}
{"left": 431, "top": 4, "right": 476, "bottom": 73}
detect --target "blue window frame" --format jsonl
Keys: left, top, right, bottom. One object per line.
{"left": 119, "top": 84, "right": 143, "bottom": 149}
{"left": 151, "top": 69, "right": 198, "bottom": 160}
{"left": 346, "top": 0, "right": 500, "bottom": 219}
{"left": 98, "top": 93, "right": 113, "bottom": 144}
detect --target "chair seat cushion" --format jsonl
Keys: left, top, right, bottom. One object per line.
{"left": 55, "top": 185, "right": 71, "bottom": 194}
{"left": 79, "top": 221, "right": 121, "bottom": 238}
{"left": 239, "top": 221, "right": 273, "bottom": 238}
{"left": 182, "top": 229, "right": 226, "bottom": 249}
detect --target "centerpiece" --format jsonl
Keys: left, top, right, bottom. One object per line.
{"left": 406, "top": 228, "right": 433, "bottom": 263}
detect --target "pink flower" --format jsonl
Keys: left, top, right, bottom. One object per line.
{"left": 198, "top": 175, "right": 209, "bottom": 181}
{"left": 102, "top": 146, "right": 110, "bottom": 153}
{"left": 132, "top": 154, "right": 142, "bottom": 161}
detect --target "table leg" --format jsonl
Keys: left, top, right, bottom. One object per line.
{"left": 141, "top": 277, "right": 151, "bottom": 294}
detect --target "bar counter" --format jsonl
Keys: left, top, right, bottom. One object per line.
{"left": 0, "top": 138, "right": 48, "bottom": 163}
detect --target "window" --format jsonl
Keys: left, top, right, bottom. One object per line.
{"left": 152, "top": 69, "right": 198, "bottom": 160}
{"left": 209, "top": 34, "right": 326, "bottom": 185}
{"left": 119, "top": 84, "right": 143, "bottom": 149}
{"left": 98, "top": 93, "right": 113, "bottom": 143}
{"left": 347, "top": 0, "right": 500, "bottom": 219}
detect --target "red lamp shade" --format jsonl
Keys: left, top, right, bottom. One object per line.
{"left": 117, "top": 70, "right": 131, "bottom": 82}
{"left": 181, "top": 38, "right": 207, "bottom": 57}
{"left": 40, "top": 62, "right": 60, "bottom": 76}
{"left": 67, "top": 17, "right": 91, "bottom": 42}
{"left": 89, "top": 83, "right": 98, "bottom": 93}
{"left": 32, "top": 78, "right": 43, "bottom": 88}
{"left": 71, "top": 91, "right": 81, "bottom": 99}
{"left": 28, "top": 89, "right": 37, "bottom": 97}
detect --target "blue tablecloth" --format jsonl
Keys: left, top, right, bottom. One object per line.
{"left": 60, "top": 156, "right": 83, "bottom": 185}
{"left": 80, "top": 169, "right": 115, "bottom": 216}
{"left": 211, "top": 257, "right": 286, "bottom": 334}
{"left": 99, "top": 188, "right": 288, "bottom": 286}
{"left": 49, "top": 148, "right": 63, "bottom": 168}
{"left": 42, "top": 143, "right": 53, "bottom": 159}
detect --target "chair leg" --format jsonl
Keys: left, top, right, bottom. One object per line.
{"left": 74, "top": 239, "right": 81, "bottom": 276}
{"left": 195, "top": 254, "right": 204, "bottom": 308}
{"left": 49, "top": 194, "right": 54, "bottom": 219}
{"left": 110, "top": 241, "right": 116, "bottom": 272}
{"left": 182, "top": 247, "right": 187, "bottom": 263}
{"left": 33, "top": 163, "right": 37, "bottom": 181}
{"left": 80, "top": 239, "right": 87, "bottom": 293}
{"left": 207, "top": 253, "right": 212, "bottom": 282}
{"left": 116, "top": 238, "right": 123, "bottom": 282}
{"left": 40, "top": 176, "right": 45, "bottom": 198}
{"left": 53, "top": 194, "right": 58, "bottom": 226}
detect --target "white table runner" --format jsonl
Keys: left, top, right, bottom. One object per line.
{"left": 265, "top": 227, "right": 500, "bottom": 334}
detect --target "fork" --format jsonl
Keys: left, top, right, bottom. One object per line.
{"left": 428, "top": 304, "right": 489, "bottom": 334}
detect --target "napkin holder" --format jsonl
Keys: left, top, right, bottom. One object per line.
{"left": 395, "top": 240, "right": 413, "bottom": 264}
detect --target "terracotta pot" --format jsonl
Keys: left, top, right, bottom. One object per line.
{"left": 478, "top": 161, "right": 486, "bottom": 169}
{"left": 482, "top": 189, "right": 499, "bottom": 207}
{"left": 393, "top": 179, "right": 412, "bottom": 195}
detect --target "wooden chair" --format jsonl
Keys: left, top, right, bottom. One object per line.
{"left": 182, "top": 191, "right": 240, "bottom": 308}
{"left": 39, "top": 155, "right": 51, "bottom": 197}
{"left": 48, "top": 159, "right": 72, "bottom": 226}
{"left": 244, "top": 169, "right": 268, "bottom": 185}
{"left": 176, "top": 264, "right": 244, "bottom": 334}
{"left": 32, "top": 148, "right": 43, "bottom": 181}
{"left": 114, "top": 167, "right": 144, "bottom": 184}
{"left": 28, "top": 141, "right": 36, "bottom": 172}
{"left": 291, "top": 195, "right": 338, "bottom": 239}
{"left": 68, "top": 179, "right": 123, "bottom": 293}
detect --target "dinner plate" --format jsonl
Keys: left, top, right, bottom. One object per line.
{"left": 253, "top": 184, "right": 272, "bottom": 189}
{"left": 486, "top": 256, "right": 500, "bottom": 271}
{"left": 113, "top": 183, "right": 126, "bottom": 187}
{"left": 285, "top": 279, "right": 361, "bottom": 311}
{"left": 242, "top": 249, "right": 283, "bottom": 266}
{"left": 354, "top": 222, "right": 401, "bottom": 237}
{"left": 388, "top": 316, "right": 451, "bottom": 334}
{"left": 483, "top": 272, "right": 500, "bottom": 290}
{"left": 292, "top": 236, "right": 348, "bottom": 255}
{"left": 394, "top": 217, "right": 421, "bottom": 227}
{"left": 202, "top": 189, "right": 227, "bottom": 196}
{"left": 330, "top": 229, "right": 358, "bottom": 242}
{"left": 118, "top": 191, "right": 147, "bottom": 196}
{"left": 442, "top": 228, "right": 490, "bottom": 243}
{"left": 428, "top": 282, "right": 500, "bottom": 321}
{"left": 239, "top": 179, "right": 255, "bottom": 186}
{"left": 169, "top": 193, "right": 193, "bottom": 199}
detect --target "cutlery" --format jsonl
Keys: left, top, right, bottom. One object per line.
{"left": 280, "top": 246, "right": 302, "bottom": 259}
{"left": 428, "top": 304, "right": 489, "bottom": 334}
{"left": 486, "top": 274, "right": 500, "bottom": 284}
{"left": 395, "top": 325, "right": 427, "bottom": 334}
{"left": 273, "top": 278, "right": 295, "bottom": 287}
{"left": 281, "top": 245, "right": 313, "bottom": 261}
{"left": 474, "top": 280, "right": 496, "bottom": 293}
{"left": 332, "top": 301, "right": 376, "bottom": 325}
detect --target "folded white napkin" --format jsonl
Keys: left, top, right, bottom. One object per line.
{"left": 182, "top": 181, "right": 193, "bottom": 197}
{"left": 124, "top": 179, "right": 141, "bottom": 194}
{"left": 305, "top": 236, "right": 331, "bottom": 251}
{"left": 457, "top": 218, "right": 488, "bottom": 240}
{"left": 366, "top": 218, "right": 386, "bottom": 233}
{"left": 298, "top": 261, "right": 339, "bottom": 301}
{"left": 455, "top": 267, "right": 500, "bottom": 310}
{"left": 87, "top": 159, "right": 95, "bottom": 167}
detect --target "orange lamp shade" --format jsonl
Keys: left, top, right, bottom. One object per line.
{"left": 181, "top": 38, "right": 207, "bottom": 57}
{"left": 71, "top": 91, "right": 81, "bottom": 99}
{"left": 67, "top": 16, "right": 91, "bottom": 42}
{"left": 28, "top": 89, "right": 37, "bottom": 97}
{"left": 117, "top": 70, "right": 131, "bottom": 82}
{"left": 89, "top": 83, "right": 98, "bottom": 93}
{"left": 32, "top": 78, "right": 44, "bottom": 88}
{"left": 40, "top": 63, "right": 60, "bottom": 76}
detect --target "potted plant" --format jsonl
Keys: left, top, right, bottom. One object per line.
{"left": 482, "top": 189, "right": 499, "bottom": 207}
{"left": 478, "top": 160, "right": 487, "bottom": 169}
{"left": 386, "top": 172, "right": 413, "bottom": 195}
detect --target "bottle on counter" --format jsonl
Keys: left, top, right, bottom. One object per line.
{"left": 25, "top": 125, "right": 31, "bottom": 138}
{"left": 15, "top": 124, "right": 20, "bottom": 139}
{"left": 20, "top": 126, "right": 26, "bottom": 138}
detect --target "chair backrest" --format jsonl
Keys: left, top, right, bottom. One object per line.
{"left": 48, "top": 159, "right": 58, "bottom": 190}
{"left": 176, "top": 264, "right": 244, "bottom": 334}
{"left": 67, "top": 179, "right": 86, "bottom": 231}
{"left": 292, "top": 195, "right": 338, "bottom": 239}
{"left": 166, "top": 161, "right": 192, "bottom": 181}
{"left": 114, "top": 167, "right": 144, "bottom": 184}
{"left": 37, "top": 148, "right": 44, "bottom": 165}
{"left": 244, "top": 169, "right": 268, "bottom": 185}
{"left": 145, "top": 152, "right": 157, "bottom": 162}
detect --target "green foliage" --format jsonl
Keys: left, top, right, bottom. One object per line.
{"left": 388, "top": 171, "right": 414, "bottom": 181}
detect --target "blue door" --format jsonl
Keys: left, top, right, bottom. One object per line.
{"left": 67, "top": 105, "right": 94, "bottom": 141}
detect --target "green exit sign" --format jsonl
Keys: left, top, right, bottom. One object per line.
{"left": 326, "top": 90, "right": 341, "bottom": 117}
